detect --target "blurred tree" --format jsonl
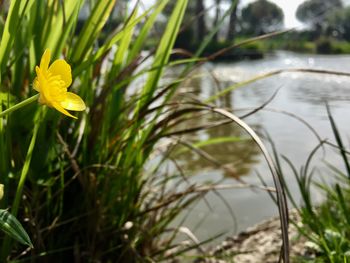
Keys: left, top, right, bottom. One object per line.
{"left": 296, "top": 0, "right": 342, "bottom": 38}
{"left": 326, "top": 6, "right": 350, "bottom": 41}
{"left": 241, "top": 0, "right": 284, "bottom": 35}
{"left": 195, "top": 0, "right": 207, "bottom": 43}
{"left": 296, "top": 0, "right": 342, "bottom": 26}
{"left": 213, "top": 0, "right": 222, "bottom": 42}
{"left": 226, "top": 0, "right": 239, "bottom": 41}
{"left": 211, "top": 0, "right": 240, "bottom": 43}
{"left": 163, "top": 1, "right": 207, "bottom": 48}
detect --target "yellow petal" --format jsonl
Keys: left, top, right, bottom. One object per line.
{"left": 40, "top": 49, "right": 51, "bottom": 70}
{"left": 52, "top": 102, "right": 77, "bottom": 119}
{"left": 33, "top": 77, "right": 40, "bottom": 92}
{"left": 0, "top": 184, "right": 4, "bottom": 200}
{"left": 60, "top": 92, "right": 86, "bottom": 111}
{"left": 35, "top": 66, "right": 51, "bottom": 104}
{"left": 48, "top": 59, "right": 72, "bottom": 88}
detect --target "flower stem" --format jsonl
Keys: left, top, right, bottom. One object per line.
{"left": 0, "top": 94, "right": 39, "bottom": 118}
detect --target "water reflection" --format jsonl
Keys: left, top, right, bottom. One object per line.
{"left": 172, "top": 67, "right": 262, "bottom": 178}
{"left": 292, "top": 75, "right": 350, "bottom": 104}
{"left": 171, "top": 51, "right": 350, "bottom": 244}
{"left": 174, "top": 121, "right": 261, "bottom": 178}
{"left": 175, "top": 51, "right": 350, "bottom": 178}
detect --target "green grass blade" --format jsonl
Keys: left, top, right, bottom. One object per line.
{"left": 45, "top": 0, "right": 84, "bottom": 58}
{"left": 111, "top": 6, "right": 138, "bottom": 73}
{"left": 139, "top": 0, "right": 189, "bottom": 108}
{"left": 127, "top": 0, "right": 169, "bottom": 62}
{"left": 71, "top": 0, "right": 116, "bottom": 63}
{"left": 0, "top": 0, "right": 35, "bottom": 71}
{"left": 73, "top": 3, "right": 157, "bottom": 76}
{"left": 335, "top": 184, "right": 350, "bottom": 225}
{"left": 194, "top": 0, "right": 238, "bottom": 58}
{"left": 326, "top": 103, "right": 350, "bottom": 179}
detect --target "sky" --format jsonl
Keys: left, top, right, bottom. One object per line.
{"left": 133, "top": 0, "right": 350, "bottom": 29}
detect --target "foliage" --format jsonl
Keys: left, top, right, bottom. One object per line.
{"left": 226, "top": 0, "right": 239, "bottom": 41}
{"left": 0, "top": 0, "right": 293, "bottom": 261}
{"left": 326, "top": 6, "right": 350, "bottom": 41}
{"left": 0, "top": 0, "right": 316, "bottom": 261}
{"left": 296, "top": 0, "right": 342, "bottom": 36}
{"left": 240, "top": 0, "right": 284, "bottom": 36}
{"left": 315, "top": 37, "right": 333, "bottom": 54}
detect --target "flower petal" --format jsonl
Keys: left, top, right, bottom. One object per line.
{"left": 48, "top": 59, "right": 72, "bottom": 88}
{"left": 52, "top": 102, "right": 77, "bottom": 119}
{"left": 40, "top": 49, "right": 51, "bottom": 70}
{"left": 60, "top": 92, "right": 86, "bottom": 111}
{"left": 33, "top": 77, "right": 40, "bottom": 92}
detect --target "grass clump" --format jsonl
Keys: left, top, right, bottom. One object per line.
{"left": 0, "top": 0, "right": 215, "bottom": 261}
{"left": 0, "top": 0, "right": 294, "bottom": 261}
{"left": 277, "top": 106, "right": 350, "bottom": 263}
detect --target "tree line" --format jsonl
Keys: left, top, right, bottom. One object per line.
{"left": 160, "top": 0, "right": 350, "bottom": 49}
{"left": 103, "top": 0, "right": 350, "bottom": 54}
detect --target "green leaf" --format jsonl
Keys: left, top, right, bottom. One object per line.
{"left": 127, "top": 0, "right": 169, "bottom": 63}
{"left": 0, "top": 0, "right": 35, "bottom": 71}
{"left": 73, "top": 3, "right": 156, "bottom": 76}
{"left": 45, "top": 0, "right": 84, "bottom": 59}
{"left": 71, "top": 0, "right": 116, "bottom": 64}
{"left": 111, "top": 6, "right": 139, "bottom": 74}
{"left": 0, "top": 209, "right": 33, "bottom": 248}
{"left": 138, "top": 0, "right": 189, "bottom": 109}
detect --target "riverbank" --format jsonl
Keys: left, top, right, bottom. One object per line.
{"left": 172, "top": 36, "right": 350, "bottom": 61}
{"left": 197, "top": 210, "right": 314, "bottom": 263}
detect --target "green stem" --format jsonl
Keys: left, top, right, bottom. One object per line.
{"left": 0, "top": 94, "right": 39, "bottom": 118}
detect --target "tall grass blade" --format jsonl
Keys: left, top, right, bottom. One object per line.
{"left": 335, "top": 184, "right": 350, "bottom": 225}
{"left": 326, "top": 103, "right": 350, "bottom": 179}
{"left": 111, "top": 6, "right": 138, "bottom": 73}
{"left": 71, "top": 0, "right": 116, "bottom": 63}
{"left": 211, "top": 107, "right": 290, "bottom": 263}
{"left": 0, "top": 0, "right": 35, "bottom": 71}
{"left": 139, "top": 0, "right": 188, "bottom": 109}
{"left": 128, "top": 0, "right": 169, "bottom": 62}
{"left": 45, "top": 0, "right": 84, "bottom": 58}
{"left": 194, "top": 0, "right": 238, "bottom": 58}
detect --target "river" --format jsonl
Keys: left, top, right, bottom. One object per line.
{"left": 170, "top": 51, "right": 350, "bottom": 245}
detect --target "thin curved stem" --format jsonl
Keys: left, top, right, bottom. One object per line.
{"left": 0, "top": 94, "right": 39, "bottom": 118}
{"left": 211, "top": 107, "right": 290, "bottom": 263}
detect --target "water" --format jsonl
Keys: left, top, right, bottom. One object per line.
{"left": 171, "top": 51, "right": 350, "bottom": 245}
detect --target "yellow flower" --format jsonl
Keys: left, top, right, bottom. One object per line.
{"left": 34, "top": 49, "right": 86, "bottom": 119}
{"left": 0, "top": 184, "right": 3, "bottom": 200}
